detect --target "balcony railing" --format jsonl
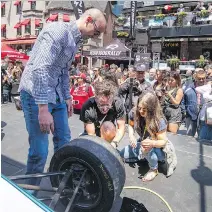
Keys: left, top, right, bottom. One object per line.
{"left": 115, "top": 11, "right": 212, "bottom": 30}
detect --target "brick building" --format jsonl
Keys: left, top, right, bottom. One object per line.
{"left": 1, "top": 1, "right": 116, "bottom": 68}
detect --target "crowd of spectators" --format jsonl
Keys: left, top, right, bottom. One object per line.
{"left": 69, "top": 61, "right": 212, "bottom": 141}
{"left": 1, "top": 56, "right": 212, "bottom": 141}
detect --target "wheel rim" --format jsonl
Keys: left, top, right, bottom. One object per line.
{"left": 56, "top": 157, "right": 103, "bottom": 209}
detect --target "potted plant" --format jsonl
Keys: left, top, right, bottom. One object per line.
{"left": 177, "top": 11, "right": 187, "bottom": 26}
{"left": 167, "top": 57, "right": 180, "bottom": 69}
{"left": 136, "top": 15, "right": 145, "bottom": 22}
{"left": 197, "top": 9, "right": 209, "bottom": 18}
{"left": 154, "top": 14, "right": 165, "bottom": 21}
{"left": 117, "top": 31, "right": 129, "bottom": 38}
{"left": 196, "top": 55, "right": 208, "bottom": 68}
{"left": 117, "top": 15, "right": 127, "bottom": 24}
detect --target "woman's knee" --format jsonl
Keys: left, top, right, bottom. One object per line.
{"left": 147, "top": 150, "right": 158, "bottom": 162}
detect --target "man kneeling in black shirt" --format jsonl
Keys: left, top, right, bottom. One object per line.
{"left": 80, "top": 74, "right": 126, "bottom": 148}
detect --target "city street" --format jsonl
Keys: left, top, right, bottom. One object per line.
{"left": 2, "top": 103, "right": 212, "bottom": 212}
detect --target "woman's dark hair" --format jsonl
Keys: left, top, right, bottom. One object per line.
{"left": 169, "top": 71, "right": 181, "bottom": 87}
{"left": 80, "top": 65, "right": 88, "bottom": 73}
{"left": 94, "top": 72, "right": 118, "bottom": 96}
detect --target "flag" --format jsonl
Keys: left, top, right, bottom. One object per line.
{"left": 71, "top": 1, "right": 85, "bottom": 20}
{"left": 130, "top": 1, "right": 137, "bottom": 39}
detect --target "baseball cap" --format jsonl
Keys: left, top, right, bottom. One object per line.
{"left": 134, "top": 63, "right": 147, "bottom": 72}
{"left": 79, "top": 73, "right": 86, "bottom": 79}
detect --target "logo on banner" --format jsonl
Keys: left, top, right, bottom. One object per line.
{"left": 106, "top": 44, "right": 119, "bottom": 50}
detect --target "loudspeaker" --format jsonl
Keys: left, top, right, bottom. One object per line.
{"left": 152, "top": 42, "right": 162, "bottom": 53}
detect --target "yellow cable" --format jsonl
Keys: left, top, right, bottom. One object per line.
{"left": 123, "top": 186, "right": 173, "bottom": 212}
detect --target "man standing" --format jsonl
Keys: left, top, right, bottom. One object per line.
{"left": 119, "top": 63, "right": 153, "bottom": 115}
{"left": 146, "top": 68, "right": 156, "bottom": 86}
{"left": 19, "top": 9, "right": 106, "bottom": 185}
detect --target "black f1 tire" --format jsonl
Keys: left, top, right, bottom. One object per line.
{"left": 49, "top": 135, "right": 126, "bottom": 212}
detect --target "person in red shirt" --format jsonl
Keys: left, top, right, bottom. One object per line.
{"left": 70, "top": 73, "right": 94, "bottom": 110}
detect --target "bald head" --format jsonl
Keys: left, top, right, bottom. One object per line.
{"left": 77, "top": 8, "right": 107, "bottom": 37}
{"left": 100, "top": 121, "right": 116, "bottom": 143}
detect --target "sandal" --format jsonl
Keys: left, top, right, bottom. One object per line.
{"left": 142, "top": 169, "right": 158, "bottom": 182}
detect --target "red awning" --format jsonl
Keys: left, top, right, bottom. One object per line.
{"left": 21, "top": 19, "right": 30, "bottom": 25}
{"left": 14, "top": 23, "right": 21, "bottom": 28}
{"left": 35, "top": 19, "right": 41, "bottom": 27}
{"left": 1, "top": 24, "right": 6, "bottom": 30}
{"left": 14, "top": 1, "right": 21, "bottom": 6}
{"left": 28, "top": 0, "right": 36, "bottom": 2}
{"left": 1, "top": 2, "right": 5, "bottom": 8}
{"left": 1, "top": 44, "right": 30, "bottom": 60}
{"left": 63, "top": 14, "right": 70, "bottom": 22}
{"left": 48, "top": 14, "right": 58, "bottom": 22}
{"left": 2, "top": 39, "right": 36, "bottom": 45}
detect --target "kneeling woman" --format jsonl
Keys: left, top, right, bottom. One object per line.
{"left": 120, "top": 92, "right": 177, "bottom": 182}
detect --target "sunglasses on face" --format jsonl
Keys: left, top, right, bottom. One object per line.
{"left": 197, "top": 77, "right": 205, "bottom": 81}
{"left": 92, "top": 21, "right": 101, "bottom": 36}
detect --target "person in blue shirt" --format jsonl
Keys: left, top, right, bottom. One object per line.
{"left": 182, "top": 74, "right": 198, "bottom": 136}
{"left": 18, "top": 8, "right": 107, "bottom": 187}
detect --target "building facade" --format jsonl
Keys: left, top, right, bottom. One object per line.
{"left": 1, "top": 1, "right": 115, "bottom": 68}
{"left": 1, "top": 1, "right": 47, "bottom": 52}
{"left": 113, "top": 1, "right": 212, "bottom": 61}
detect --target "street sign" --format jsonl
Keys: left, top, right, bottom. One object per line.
{"left": 134, "top": 53, "right": 151, "bottom": 70}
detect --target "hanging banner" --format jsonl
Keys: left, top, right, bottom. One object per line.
{"left": 71, "top": 1, "right": 85, "bottom": 20}
{"left": 130, "top": 1, "right": 137, "bottom": 39}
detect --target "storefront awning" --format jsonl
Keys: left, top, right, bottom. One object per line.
{"left": 1, "top": 24, "right": 6, "bottom": 30}
{"left": 189, "top": 37, "right": 212, "bottom": 41}
{"left": 35, "top": 19, "right": 41, "bottom": 27}
{"left": 14, "top": 1, "right": 21, "bottom": 6}
{"left": 2, "top": 39, "right": 36, "bottom": 45}
{"left": 47, "top": 14, "right": 58, "bottom": 22}
{"left": 28, "top": 0, "right": 36, "bottom": 2}
{"left": 150, "top": 25, "right": 212, "bottom": 38}
{"left": 21, "top": 19, "right": 30, "bottom": 26}
{"left": 151, "top": 38, "right": 188, "bottom": 42}
{"left": 63, "top": 14, "right": 70, "bottom": 22}
{"left": 1, "top": 2, "right": 5, "bottom": 8}
{"left": 14, "top": 23, "right": 21, "bottom": 28}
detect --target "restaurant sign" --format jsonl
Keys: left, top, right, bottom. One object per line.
{"left": 163, "top": 42, "right": 179, "bottom": 47}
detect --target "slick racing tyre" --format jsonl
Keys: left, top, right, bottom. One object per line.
{"left": 49, "top": 135, "right": 126, "bottom": 212}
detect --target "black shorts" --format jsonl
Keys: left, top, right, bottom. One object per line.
{"left": 163, "top": 107, "right": 182, "bottom": 124}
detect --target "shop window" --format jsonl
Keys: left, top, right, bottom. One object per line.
{"left": 1, "top": 5, "right": 5, "bottom": 17}
{"left": 31, "top": 1, "right": 36, "bottom": 10}
{"left": 17, "top": 27, "right": 22, "bottom": 36}
{"left": 25, "top": 24, "right": 31, "bottom": 34}
{"left": 16, "top": 2, "right": 21, "bottom": 14}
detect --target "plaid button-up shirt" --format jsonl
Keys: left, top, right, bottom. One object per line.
{"left": 19, "top": 21, "right": 82, "bottom": 104}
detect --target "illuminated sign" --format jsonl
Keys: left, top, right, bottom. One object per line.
{"left": 163, "top": 42, "right": 179, "bottom": 47}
